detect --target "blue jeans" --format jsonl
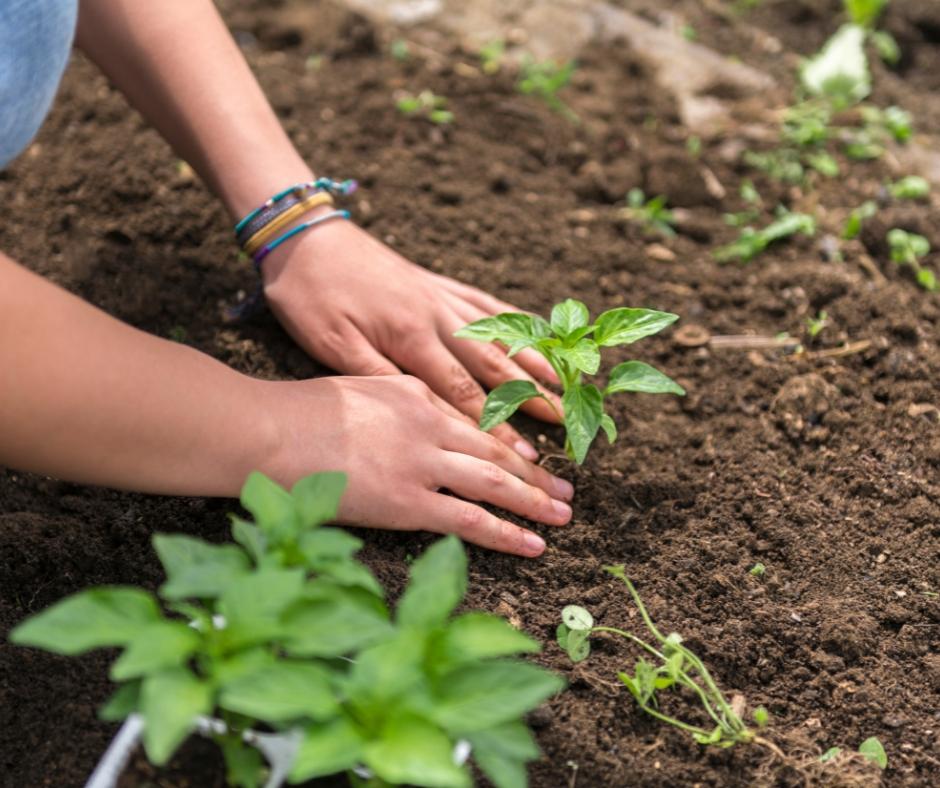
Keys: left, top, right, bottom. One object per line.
{"left": 0, "top": 0, "right": 78, "bottom": 169}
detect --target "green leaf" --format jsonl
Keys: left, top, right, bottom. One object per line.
{"left": 289, "top": 717, "right": 365, "bottom": 782}
{"left": 230, "top": 517, "right": 265, "bottom": 564}
{"left": 291, "top": 471, "right": 347, "bottom": 529}
{"left": 564, "top": 628, "right": 590, "bottom": 662}
{"left": 606, "top": 361, "right": 685, "bottom": 396}
{"left": 600, "top": 413, "right": 617, "bottom": 443}
{"left": 99, "top": 681, "right": 141, "bottom": 722}
{"left": 562, "top": 384, "right": 604, "bottom": 464}
{"left": 239, "top": 472, "right": 295, "bottom": 537}
{"left": 480, "top": 381, "right": 542, "bottom": 431}
{"left": 436, "top": 613, "right": 540, "bottom": 667}
{"left": 140, "top": 667, "right": 212, "bottom": 765}
{"left": 561, "top": 605, "right": 593, "bottom": 631}
{"left": 310, "top": 557, "right": 384, "bottom": 597}
{"left": 455, "top": 313, "right": 553, "bottom": 353}
{"left": 218, "top": 568, "right": 306, "bottom": 649}
{"left": 219, "top": 737, "right": 265, "bottom": 788}
{"left": 468, "top": 723, "right": 539, "bottom": 788}
{"left": 556, "top": 339, "right": 600, "bottom": 375}
{"left": 343, "top": 631, "right": 425, "bottom": 711}
{"left": 10, "top": 588, "right": 160, "bottom": 654}
{"left": 431, "top": 661, "right": 564, "bottom": 733}
{"left": 550, "top": 299, "right": 590, "bottom": 337}
{"left": 801, "top": 24, "right": 870, "bottom": 106}
{"left": 845, "top": 0, "right": 887, "bottom": 28}
{"left": 219, "top": 660, "right": 339, "bottom": 722}
{"left": 593, "top": 308, "right": 679, "bottom": 347}
{"left": 154, "top": 535, "right": 250, "bottom": 600}
{"left": 819, "top": 746, "right": 842, "bottom": 763}
{"left": 110, "top": 621, "right": 201, "bottom": 681}
{"left": 364, "top": 714, "right": 471, "bottom": 788}
{"left": 299, "top": 527, "right": 362, "bottom": 563}
{"left": 858, "top": 737, "right": 887, "bottom": 769}
{"left": 397, "top": 535, "right": 467, "bottom": 629}
{"left": 282, "top": 588, "right": 392, "bottom": 657}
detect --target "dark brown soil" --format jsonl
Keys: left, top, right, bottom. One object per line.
{"left": 2, "top": 1, "right": 939, "bottom": 787}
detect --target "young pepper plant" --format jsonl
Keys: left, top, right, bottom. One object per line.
{"left": 557, "top": 566, "right": 780, "bottom": 754}
{"left": 455, "top": 300, "right": 685, "bottom": 464}
{"left": 11, "top": 472, "right": 562, "bottom": 788}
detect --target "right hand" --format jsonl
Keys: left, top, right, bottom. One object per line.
{"left": 256, "top": 375, "right": 574, "bottom": 557}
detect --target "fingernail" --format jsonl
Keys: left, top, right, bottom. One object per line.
{"left": 553, "top": 477, "right": 575, "bottom": 501}
{"left": 552, "top": 499, "right": 572, "bottom": 522}
{"left": 515, "top": 440, "right": 539, "bottom": 461}
{"left": 524, "top": 531, "right": 546, "bottom": 556}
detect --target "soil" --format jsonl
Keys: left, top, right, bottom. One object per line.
{"left": 2, "top": 1, "right": 939, "bottom": 786}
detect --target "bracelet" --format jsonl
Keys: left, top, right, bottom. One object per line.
{"left": 234, "top": 177, "right": 358, "bottom": 239}
{"left": 242, "top": 191, "right": 335, "bottom": 255}
{"left": 252, "top": 209, "right": 350, "bottom": 268}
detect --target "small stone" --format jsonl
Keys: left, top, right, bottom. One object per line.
{"left": 320, "top": 107, "right": 335, "bottom": 122}
{"left": 908, "top": 402, "right": 940, "bottom": 421}
{"left": 876, "top": 553, "right": 887, "bottom": 564}
{"left": 645, "top": 243, "right": 676, "bottom": 262}
{"left": 573, "top": 226, "right": 589, "bottom": 239}
{"left": 674, "top": 324, "right": 710, "bottom": 347}
{"left": 566, "top": 208, "right": 598, "bottom": 224}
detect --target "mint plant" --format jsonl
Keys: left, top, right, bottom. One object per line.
{"left": 455, "top": 301, "right": 684, "bottom": 464}
{"left": 623, "top": 189, "right": 677, "bottom": 238}
{"left": 11, "top": 472, "right": 562, "bottom": 788}
{"left": 557, "top": 566, "right": 776, "bottom": 752}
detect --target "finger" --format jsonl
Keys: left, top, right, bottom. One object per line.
{"left": 297, "top": 321, "right": 400, "bottom": 377}
{"left": 415, "top": 491, "right": 547, "bottom": 558}
{"left": 438, "top": 452, "right": 571, "bottom": 526}
{"left": 396, "top": 340, "right": 539, "bottom": 460}
{"left": 443, "top": 293, "right": 560, "bottom": 385}
{"left": 438, "top": 277, "right": 516, "bottom": 315}
{"left": 442, "top": 419, "right": 574, "bottom": 502}
{"left": 442, "top": 313, "right": 563, "bottom": 424}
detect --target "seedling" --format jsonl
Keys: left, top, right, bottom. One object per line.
{"left": 844, "top": 0, "right": 900, "bottom": 65}
{"left": 887, "top": 229, "right": 937, "bottom": 291}
{"left": 744, "top": 148, "right": 806, "bottom": 184}
{"left": 479, "top": 40, "right": 505, "bottom": 75}
{"left": 11, "top": 472, "right": 562, "bottom": 788}
{"left": 517, "top": 57, "right": 578, "bottom": 122}
{"left": 396, "top": 90, "right": 454, "bottom": 125}
{"left": 749, "top": 563, "right": 767, "bottom": 578}
{"left": 455, "top": 300, "right": 684, "bottom": 464}
{"left": 623, "top": 189, "right": 677, "bottom": 237}
{"left": 805, "top": 311, "right": 829, "bottom": 339}
{"left": 802, "top": 24, "right": 871, "bottom": 108}
{"left": 557, "top": 567, "right": 777, "bottom": 752}
{"left": 820, "top": 736, "right": 888, "bottom": 769}
{"left": 842, "top": 200, "right": 877, "bottom": 239}
{"left": 889, "top": 175, "right": 929, "bottom": 201}
{"left": 390, "top": 39, "right": 411, "bottom": 62}
{"left": 714, "top": 210, "right": 816, "bottom": 263}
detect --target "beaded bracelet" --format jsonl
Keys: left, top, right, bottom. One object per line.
{"left": 253, "top": 209, "right": 350, "bottom": 267}
{"left": 242, "top": 191, "right": 335, "bottom": 255}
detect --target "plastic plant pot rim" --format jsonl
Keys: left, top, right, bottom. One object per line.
{"left": 85, "top": 714, "right": 472, "bottom": 788}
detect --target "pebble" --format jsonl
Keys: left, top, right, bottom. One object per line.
{"left": 645, "top": 243, "right": 676, "bottom": 262}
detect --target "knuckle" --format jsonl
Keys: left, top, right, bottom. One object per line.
{"left": 481, "top": 462, "right": 508, "bottom": 487}
{"left": 449, "top": 364, "right": 483, "bottom": 405}
{"left": 456, "top": 503, "right": 486, "bottom": 535}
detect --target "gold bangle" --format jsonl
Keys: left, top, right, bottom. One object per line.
{"left": 242, "top": 191, "right": 335, "bottom": 254}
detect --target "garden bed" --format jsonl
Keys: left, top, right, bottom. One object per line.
{"left": 1, "top": 0, "right": 938, "bottom": 785}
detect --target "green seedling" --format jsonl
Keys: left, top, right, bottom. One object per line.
{"left": 887, "top": 228, "right": 937, "bottom": 291}
{"left": 681, "top": 24, "right": 697, "bottom": 42}
{"left": 820, "top": 736, "right": 888, "bottom": 769}
{"left": 396, "top": 90, "right": 454, "bottom": 125}
{"left": 557, "top": 567, "right": 778, "bottom": 753}
{"left": 479, "top": 40, "right": 505, "bottom": 75}
{"left": 517, "top": 57, "right": 578, "bottom": 122}
{"left": 844, "top": 0, "right": 900, "bottom": 64}
{"left": 749, "top": 563, "right": 767, "bottom": 578}
{"left": 725, "top": 180, "right": 763, "bottom": 227}
{"left": 744, "top": 148, "right": 807, "bottom": 184}
{"left": 714, "top": 210, "right": 816, "bottom": 263}
{"left": 889, "top": 175, "right": 929, "bottom": 200}
{"left": 846, "top": 105, "right": 912, "bottom": 159}
{"left": 390, "top": 39, "right": 411, "bottom": 62}
{"left": 11, "top": 472, "right": 562, "bottom": 788}
{"left": 686, "top": 135, "right": 702, "bottom": 158}
{"left": 802, "top": 24, "right": 871, "bottom": 108}
{"left": 455, "top": 300, "right": 684, "bottom": 464}
{"left": 623, "top": 189, "right": 677, "bottom": 237}
{"left": 842, "top": 200, "right": 877, "bottom": 239}
{"left": 805, "top": 311, "right": 829, "bottom": 339}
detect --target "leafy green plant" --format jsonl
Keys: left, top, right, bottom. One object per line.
{"left": 805, "top": 311, "right": 829, "bottom": 339}
{"left": 714, "top": 210, "right": 816, "bottom": 263}
{"left": 802, "top": 24, "right": 871, "bottom": 107}
{"left": 396, "top": 90, "right": 454, "bottom": 125}
{"left": 557, "top": 566, "right": 776, "bottom": 751}
{"left": 623, "top": 189, "right": 677, "bottom": 237}
{"left": 842, "top": 200, "right": 877, "bottom": 239}
{"left": 844, "top": 0, "right": 900, "bottom": 64}
{"left": 749, "top": 562, "right": 767, "bottom": 578}
{"left": 517, "top": 57, "right": 578, "bottom": 122}
{"left": 889, "top": 175, "right": 929, "bottom": 200}
{"left": 11, "top": 472, "right": 562, "bottom": 788}
{"left": 887, "top": 228, "right": 938, "bottom": 291}
{"left": 455, "top": 301, "right": 684, "bottom": 464}
{"left": 479, "top": 40, "right": 505, "bottom": 75}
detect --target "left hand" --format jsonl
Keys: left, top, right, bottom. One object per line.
{"left": 259, "top": 217, "right": 562, "bottom": 460}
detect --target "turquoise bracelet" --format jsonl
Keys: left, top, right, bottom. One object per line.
{"left": 234, "top": 177, "right": 357, "bottom": 239}
{"left": 252, "top": 209, "right": 351, "bottom": 268}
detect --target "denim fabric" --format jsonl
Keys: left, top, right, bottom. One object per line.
{"left": 0, "top": 0, "right": 78, "bottom": 169}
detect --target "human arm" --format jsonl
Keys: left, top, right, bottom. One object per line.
{"left": 73, "top": 0, "right": 563, "bottom": 459}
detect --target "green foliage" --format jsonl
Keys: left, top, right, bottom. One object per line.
{"left": 842, "top": 200, "right": 877, "bottom": 239}
{"left": 479, "top": 40, "right": 505, "bottom": 75}
{"left": 714, "top": 210, "right": 816, "bottom": 263}
{"left": 396, "top": 90, "right": 454, "bottom": 125}
{"left": 558, "top": 567, "right": 759, "bottom": 748}
{"left": 889, "top": 175, "right": 929, "bottom": 200}
{"left": 456, "top": 301, "right": 684, "bottom": 464}
{"left": 623, "top": 189, "right": 677, "bottom": 237}
{"left": 749, "top": 562, "right": 767, "bottom": 578}
{"left": 820, "top": 737, "right": 888, "bottom": 769}
{"left": 11, "top": 473, "right": 561, "bottom": 787}
{"left": 887, "top": 229, "right": 937, "bottom": 291}
{"left": 801, "top": 24, "right": 870, "bottom": 107}
{"left": 805, "top": 311, "right": 829, "bottom": 339}
{"left": 517, "top": 57, "right": 578, "bottom": 122}
{"left": 844, "top": 0, "right": 888, "bottom": 29}
{"left": 390, "top": 39, "right": 411, "bottom": 62}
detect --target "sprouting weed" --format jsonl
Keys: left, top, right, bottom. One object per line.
{"left": 623, "top": 189, "right": 677, "bottom": 238}
{"left": 396, "top": 90, "right": 454, "bottom": 125}
{"left": 714, "top": 210, "right": 816, "bottom": 263}
{"left": 887, "top": 228, "right": 938, "bottom": 291}
{"left": 843, "top": 200, "right": 877, "bottom": 239}
{"left": 889, "top": 175, "right": 930, "bottom": 201}
{"left": 805, "top": 311, "right": 829, "bottom": 339}
{"left": 517, "top": 57, "right": 578, "bottom": 122}
{"left": 749, "top": 563, "right": 767, "bottom": 578}
{"left": 479, "top": 39, "right": 505, "bottom": 75}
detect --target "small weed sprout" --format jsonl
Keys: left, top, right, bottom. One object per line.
{"left": 390, "top": 38, "right": 411, "bottom": 62}
{"left": 623, "top": 189, "right": 677, "bottom": 238}
{"left": 517, "top": 57, "right": 578, "bottom": 122}
{"left": 749, "top": 562, "right": 767, "bottom": 578}
{"left": 714, "top": 210, "right": 816, "bottom": 263}
{"left": 820, "top": 736, "right": 888, "bottom": 769}
{"left": 805, "top": 311, "right": 829, "bottom": 339}
{"left": 479, "top": 40, "right": 505, "bottom": 75}
{"left": 557, "top": 567, "right": 778, "bottom": 752}
{"left": 842, "top": 200, "right": 877, "bottom": 239}
{"left": 396, "top": 90, "right": 454, "bottom": 125}
{"left": 887, "top": 229, "right": 938, "bottom": 291}
{"left": 455, "top": 300, "right": 684, "bottom": 464}
{"left": 889, "top": 175, "right": 930, "bottom": 201}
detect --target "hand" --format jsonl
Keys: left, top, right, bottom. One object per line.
{"left": 260, "top": 218, "right": 562, "bottom": 461}
{"left": 257, "top": 374, "right": 574, "bottom": 557}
